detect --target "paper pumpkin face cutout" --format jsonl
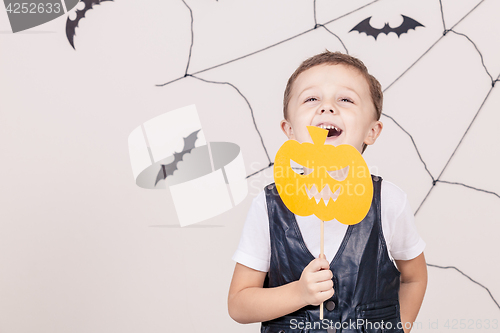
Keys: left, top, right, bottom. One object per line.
{"left": 273, "top": 126, "right": 373, "bottom": 224}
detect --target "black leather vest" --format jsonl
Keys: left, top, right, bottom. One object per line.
{"left": 261, "top": 175, "right": 403, "bottom": 333}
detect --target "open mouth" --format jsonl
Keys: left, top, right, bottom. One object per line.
{"left": 317, "top": 124, "right": 343, "bottom": 138}
{"left": 305, "top": 184, "right": 341, "bottom": 204}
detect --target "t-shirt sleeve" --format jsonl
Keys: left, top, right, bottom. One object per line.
{"left": 383, "top": 181, "right": 426, "bottom": 261}
{"left": 231, "top": 190, "right": 271, "bottom": 272}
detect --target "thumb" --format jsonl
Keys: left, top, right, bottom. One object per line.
{"left": 318, "top": 254, "right": 329, "bottom": 270}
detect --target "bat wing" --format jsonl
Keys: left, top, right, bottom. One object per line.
{"left": 350, "top": 15, "right": 424, "bottom": 39}
{"left": 393, "top": 15, "right": 425, "bottom": 37}
{"left": 66, "top": 0, "right": 114, "bottom": 49}
{"left": 155, "top": 165, "right": 167, "bottom": 187}
{"left": 349, "top": 17, "right": 383, "bottom": 40}
{"left": 181, "top": 129, "right": 201, "bottom": 153}
{"left": 154, "top": 129, "right": 201, "bottom": 186}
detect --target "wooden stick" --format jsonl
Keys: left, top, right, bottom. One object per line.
{"left": 320, "top": 220, "right": 324, "bottom": 257}
{"left": 320, "top": 219, "right": 324, "bottom": 320}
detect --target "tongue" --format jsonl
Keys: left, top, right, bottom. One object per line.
{"left": 327, "top": 128, "right": 341, "bottom": 137}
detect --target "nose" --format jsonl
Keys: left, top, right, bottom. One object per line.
{"left": 317, "top": 99, "right": 337, "bottom": 114}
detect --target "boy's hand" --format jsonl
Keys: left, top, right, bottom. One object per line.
{"left": 298, "top": 254, "right": 334, "bottom": 306}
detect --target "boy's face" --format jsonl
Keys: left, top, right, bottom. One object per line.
{"left": 281, "top": 64, "right": 383, "bottom": 153}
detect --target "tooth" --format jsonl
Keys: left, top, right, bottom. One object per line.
{"left": 305, "top": 186, "right": 310, "bottom": 198}
{"left": 320, "top": 184, "right": 331, "bottom": 196}
{"left": 310, "top": 184, "right": 319, "bottom": 196}
{"left": 332, "top": 186, "right": 341, "bottom": 201}
{"left": 305, "top": 184, "right": 319, "bottom": 199}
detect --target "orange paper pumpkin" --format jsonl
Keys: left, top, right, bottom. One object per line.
{"left": 273, "top": 126, "right": 373, "bottom": 224}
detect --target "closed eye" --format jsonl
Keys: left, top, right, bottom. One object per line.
{"left": 327, "top": 166, "right": 349, "bottom": 181}
{"left": 290, "top": 159, "right": 305, "bottom": 174}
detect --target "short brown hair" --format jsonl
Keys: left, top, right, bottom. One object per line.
{"left": 283, "top": 51, "right": 383, "bottom": 152}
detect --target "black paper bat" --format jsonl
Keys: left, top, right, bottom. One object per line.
{"left": 349, "top": 15, "right": 424, "bottom": 40}
{"left": 154, "top": 129, "right": 201, "bottom": 186}
{"left": 66, "top": 0, "right": 114, "bottom": 49}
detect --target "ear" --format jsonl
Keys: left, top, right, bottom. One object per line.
{"left": 364, "top": 120, "right": 383, "bottom": 146}
{"left": 280, "top": 119, "right": 294, "bottom": 140}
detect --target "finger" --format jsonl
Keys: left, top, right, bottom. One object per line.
{"left": 315, "top": 269, "right": 333, "bottom": 282}
{"left": 307, "top": 270, "right": 333, "bottom": 285}
{"left": 307, "top": 258, "right": 330, "bottom": 272}
{"left": 318, "top": 257, "right": 330, "bottom": 270}
{"left": 315, "top": 279, "right": 334, "bottom": 292}
{"left": 320, "top": 287, "right": 335, "bottom": 299}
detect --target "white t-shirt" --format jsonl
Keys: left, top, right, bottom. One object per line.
{"left": 232, "top": 179, "right": 426, "bottom": 272}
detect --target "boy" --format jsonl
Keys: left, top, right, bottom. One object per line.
{"left": 228, "top": 51, "right": 427, "bottom": 333}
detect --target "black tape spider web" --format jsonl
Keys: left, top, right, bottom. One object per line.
{"left": 156, "top": 0, "right": 500, "bottom": 311}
